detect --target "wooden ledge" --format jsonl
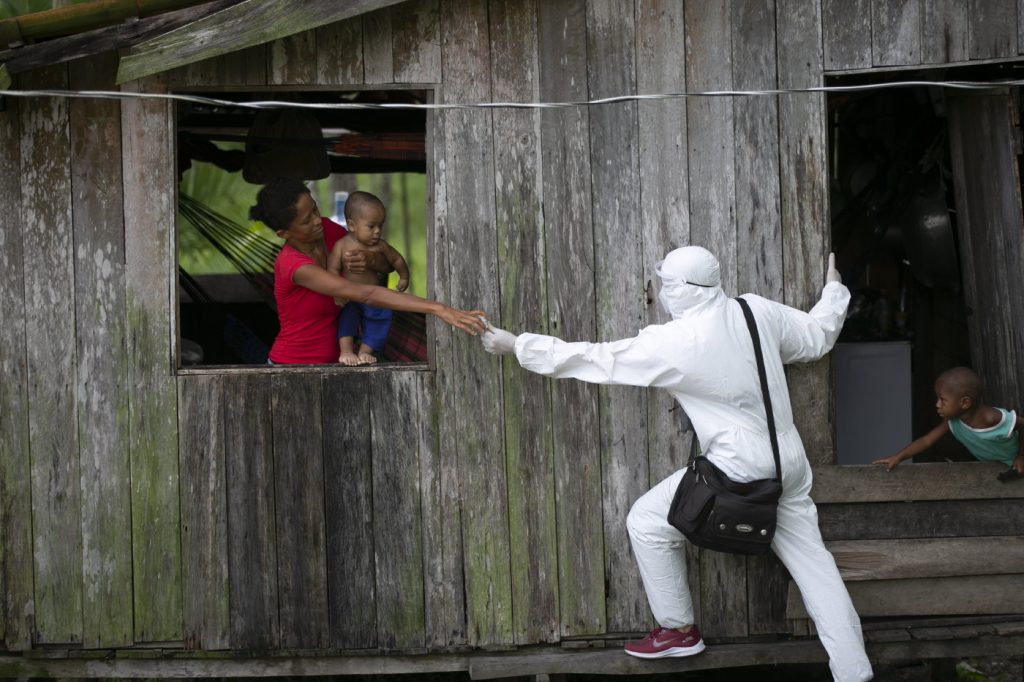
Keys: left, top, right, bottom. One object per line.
{"left": 4, "top": 624, "right": 1022, "bottom": 679}
{"left": 811, "top": 462, "right": 1023, "bottom": 503}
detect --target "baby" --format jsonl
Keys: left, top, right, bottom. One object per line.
{"left": 327, "top": 191, "right": 410, "bottom": 365}
{"left": 872, "top": 366, "right": 1023, "bottom": 477}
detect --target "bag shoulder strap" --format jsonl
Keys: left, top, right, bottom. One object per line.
{"left": 736, "top": 297, "right": 782, "bottom": 481}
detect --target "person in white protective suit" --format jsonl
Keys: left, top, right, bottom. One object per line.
{"left": 480, "top": 246, "right": 873, "bottom": 682}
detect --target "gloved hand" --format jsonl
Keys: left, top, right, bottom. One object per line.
{"left": 481, "top": 325, "right": 518, "bottom": 355}
{"left": 826, "top": 252, "right": 842, "bottom": 284}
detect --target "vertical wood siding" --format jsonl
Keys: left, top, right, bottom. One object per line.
{"left": 536, "top": 0, "right": 606, "bottom": 639}
{"left": 22, "top": 65, "right": 82, "bottom": 645}
{"left": 8, "top": 0, "right": 1024, "bottom": 659}
{"left": 272, "top": 374, "right": 330, "bottom": 649}
{"left": 68, "top": 53, "right": 134, "bottom": 649}
{"left": 0, "top": 91, "right": 34, "bottom": 651}
{"left": 489, "top": 0, "right": 560, "bottom": 645}
{"left": 121, "top": 73, "right": 183, "bottom": 643}
{"left": 586, "top": 0, "right": 650, "bottom": 634}
{"left": 825, "top": 0, "right": 1023, "bottom": 70}
{"left": 439, "top": 0, "right": 513, "bottom": 647}
{"left": 322, "top": 373, "right": 377, "bottom": 649}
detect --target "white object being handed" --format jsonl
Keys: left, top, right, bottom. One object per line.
{"left": 481, "top": 324, "right": 518, "bottom": 355}
{"left": 826, "top": 252, "right": 842, "bottom": 284}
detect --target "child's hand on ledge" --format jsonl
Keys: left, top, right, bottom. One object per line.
{"left": 871, "top": 455, "right": 902, "bottom": 472}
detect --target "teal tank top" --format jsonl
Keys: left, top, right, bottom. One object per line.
{"left": 948, "top": 408, "right": 1019, "bottom": 467}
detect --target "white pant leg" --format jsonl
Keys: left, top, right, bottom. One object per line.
{"left": 626, "top": 469, "right": 695, "bottom": 629}
{"left": 772, "top": 492, "right": 873, "bottom": 682}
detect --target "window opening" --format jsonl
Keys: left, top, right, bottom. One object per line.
{"left": 827, "top": 65, "right": 1024, "bottom": 465}
{"left": 175, "top": 89, "right": 429, "bottom": 369}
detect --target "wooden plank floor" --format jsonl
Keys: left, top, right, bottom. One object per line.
{"left": 1, "top": 620, "right": 1021, "bottom": 679}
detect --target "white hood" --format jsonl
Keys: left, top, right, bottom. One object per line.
{"left": 655, "top": 246, "right": 726, "bottom": 318}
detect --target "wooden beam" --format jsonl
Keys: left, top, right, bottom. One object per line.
{"left": 0, "top": 652, "right": 470, "bottom": 678}
{"left": 787, "top": 574, "right": 1024, "bottom": 619}
{"left": 0, "top": 0, "right": 241, "bottom": 80}
{"left": 827, "top": 537, "right": 1024, "bottom": 581}
{"left": 116, "top": 0, "right": 407, "bottom": 84}
{"left": 811, "top": 462, "right": 1023, "bottom": 503}
{"left": 0, "top": 64, "right": 10, "bottom": 90}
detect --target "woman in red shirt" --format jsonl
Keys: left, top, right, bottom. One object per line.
{"left": 251, "top": 180, "right": 485, "bottom": 364}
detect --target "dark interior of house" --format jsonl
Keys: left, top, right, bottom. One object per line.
{"left": 827, "top": 64, "right": 1024, "bottom": 464}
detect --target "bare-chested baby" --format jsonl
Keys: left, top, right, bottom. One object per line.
{"left": 326, "top": 191, "right": 410, "bottom": 365}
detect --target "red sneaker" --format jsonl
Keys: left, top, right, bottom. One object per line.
{"left": 624, "top": 626, "right": 705, "bottom": 659}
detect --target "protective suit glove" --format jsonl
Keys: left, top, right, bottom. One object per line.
{"left": 481, "top": 325, "right": 518, "bottom": 355}
{"left": 826, "top": 252, "right": 842, "bottom": 284}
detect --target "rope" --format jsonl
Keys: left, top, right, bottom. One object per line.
{"left": 2, "top": 79, "right": 1023, "bottom": 110}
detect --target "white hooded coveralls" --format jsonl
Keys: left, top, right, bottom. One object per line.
{"left": 510, "top": 247, "right": 873, "bottom": 682}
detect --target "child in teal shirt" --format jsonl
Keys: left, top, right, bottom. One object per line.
{"left": 873, "top": 366, "right": 1024, "bottom": 476}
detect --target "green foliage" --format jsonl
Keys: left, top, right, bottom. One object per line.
{"left": 0, "top": 0, "right": 60, "bottom": 21}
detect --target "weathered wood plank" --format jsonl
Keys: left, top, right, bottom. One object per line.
{"left": 393, "top": 0, "right": 441, "bottom": 83}
{"left": 683, "top": 0, "right": 745, "bottom": 639}
{"left": 21, "top": 65, "right": 82, "bottom": 645}
{"left": 1020, "top": 0, "right": 1024, "bottom": 55}
{"left": 698, "top": 550, "right": 748, "bottom": 639}
{"left": 776, "top": 0, "right": 833, "bottom": 466}
{"left": 0, "top": 88, "right": 33, "bottom": 651}
{"left": 536, "top": 0, "right": 605, "bottom": 639}
{"left": 818, "top": 499, "right": 1024, "bottom": 541}
{"left": 636, "top": 0, "right": 698, "bottom": 630}
{"left": 224, "top": 375, "right": 278, "bottom": 649}
{"left": 746, "top": 553, "right": 791, "bottom": 636}
{"left": 316, "top": 18, "right": 364, "bottom": 85}
{"left": 0, "top": 0, "right": 242, "bottom": 77}
{"left": 69, "top": 53, "right": 133, "bottom": 649}
{"left": 121, "top": 74, "right": 183, "bottom": 643}
{"left": 787, "top": 574, "right": 1024, "bottom": 619}
{"left": 237, "top": 44, "right": 269, "bottom": 85}
{"left": 637, "top": 0, "right": 693, "bottom": 486}
{"left": 821, "top": 0, "right": 872, "bottom": 71}
{"left": 969, "top": 0, "right": 1017, "bottom": 60}
{"left": 811, "top": 462, "right": 1024, "bottom": 503}
{"left": 685, "top": 0, "right": 736, "bottom": 293}
{"left": 587, "top": 0, "right": 648, "bottom": 634}
{"left": 732, "top": 5, "right": 789, "bottom": 633}
{"left": 424, "top": 82, "right": 468, "bottom": 648}
{"left": 178, "top": 375, "right": 229, "bottom": 650}
{"left": 322, "top": 373, "right": 377, "bottom": 649}
{"left": 272, "top": 374, "right": 329, "bottom": 649}
{"left": 921, "top": 0, "right": 969, "bottom": 64}
{"left": 440, "top": 0, "right": 512, "bottom": 647}
{"left": 117, "top": 0, "right": 407, "bottom": 84}
{"left": 871, "top": 0, "right": 921, "bottom": 66}
{"left": 489, "top": 0, "right": 558, "bottom": 646}
{"left": 363, "top": 7, "right": 395, "bottom": 84}
{"left": 0, "top": 652, "right": 471, "bottom": 679}
{"left": 371, "top": 372, "right": 426, "bottom": 649}
{"left": 268, "top": 30, "right": 317, "bottom": 85}
{"left": 414, "top": 371, "right": 455, "bottom": 649}
{"left": 946, "top": 91, "right": 1024, "bottom": 409}
{"left": 827, "top": 537, "right": 1024, "bottom": 581}
{"left": 732, "top": 0, "right": 782, "bottom": 301}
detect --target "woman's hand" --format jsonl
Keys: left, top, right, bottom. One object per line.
{"left": 437, "top": 306, "right": 488, "bottom": 335}
{"left": 343, "top": 249, "right": 390, "bottom": 275}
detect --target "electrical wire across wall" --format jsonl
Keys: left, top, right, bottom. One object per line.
{"left": 2, "top": 79, "right": 1024, "bottom": 110}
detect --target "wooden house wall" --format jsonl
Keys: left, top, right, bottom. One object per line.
{"left": 2, "top": 0, "right": 1024, "bottom": 657}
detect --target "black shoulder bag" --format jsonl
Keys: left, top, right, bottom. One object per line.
{"left": 666, "top": 297, "right": 783, "bottom": 555}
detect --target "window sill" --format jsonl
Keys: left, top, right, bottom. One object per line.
{"left": 177, "top": 361, "right": 431, "bottom": 376}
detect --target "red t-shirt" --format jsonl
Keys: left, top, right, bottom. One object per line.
{"left": 268, "top": 218, "right": 347, "bottom": 364}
